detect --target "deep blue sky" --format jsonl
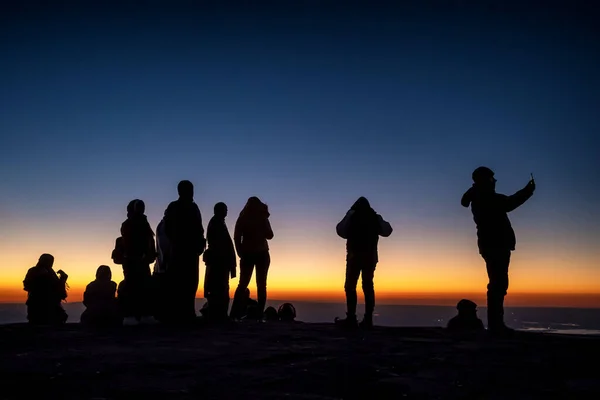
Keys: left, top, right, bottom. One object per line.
{"left": 1, "top": 1, "right": 599, "bottom": 295}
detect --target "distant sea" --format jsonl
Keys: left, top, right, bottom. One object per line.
{"left": 2, "top": 300, "right": 600, "bottom": 335}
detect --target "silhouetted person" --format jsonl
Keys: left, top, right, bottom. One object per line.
{"left": 335, "top": 197, "right": 393, "bottom": 328}
{"left": 120, "top": 199, "right": 156, "bottom": 324}
{"left": 152, "top": 218, "right": 170, "bottom": 322}
{"left": 446, "top": 299, "right": 484, "bottom": 332}
{"left": 264, "top": 306, "right": 278, "bottom": 321}
{"left": 203, "top": 202, "right": 237, "bottom": 322}
{"left": 278, "top": 303, "right": 297, "bottom": 322}
{"left": 23, "top": 254, "right": 68, "bottom": 325}
{"left": 230, "top": 197, "right": 274, "bottom": 320}
{"left": 80, "top": 265, "right": 121, "bottom": 327}
{"left": 163, "top": 180, "right": 206, "bottom": 322}
{"left": 461, "top": 167, "right": 535, "bottom": 334}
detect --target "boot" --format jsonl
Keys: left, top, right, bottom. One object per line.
{"left": 359, "top": 313, "right": 373, "bottom": 329}
{"left": 335, "top": 313, "right": 358, "bottom": 329}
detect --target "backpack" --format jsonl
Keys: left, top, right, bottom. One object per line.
{"left": 111, "top": 237, "right": 125, "bottom": 265}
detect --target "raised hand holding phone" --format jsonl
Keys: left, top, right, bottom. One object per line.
{"left": 528, "top": 173, "right": 536, "bottom": 191}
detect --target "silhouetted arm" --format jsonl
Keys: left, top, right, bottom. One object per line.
{"left": 377, "top": 215, "right": 393, "bottom": 237}
{"left": 461, "top": 186, "right": 474, "bottom": 208}
{"left": 234, "top": 218, "right": 243, "bottom": 257}
{"left": 23, "top": 269, "right": 34, "bottom": 292}
{"left": 336, "top": 210, "right": 354, "bottom": 239}
{"left": 501, "top": 183, "right": 535, "bottom": 213}
{"left": 82, "top": 286, "right": 90, "bottom": 307}
{"left": 195, "top": 204, "right": 205, "bottom": 239}
{"left": 265, "top": 219, "right": 274, "bottom": 240}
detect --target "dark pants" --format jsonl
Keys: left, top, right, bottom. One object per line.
{"left": 168, "top": 251, "right": 200, "bottom": 322}
{"left": 231, "top": 251, "right": 270, "bottom": 318}
{"left": 204, "top": 263, "right": 230, "bottom": 321}
{"left": 122, "top": 261, "right": 152, "bottom": 318}
{"left": 344, "top": 253, "right": 377, "bottom": 317}
{"left": 481, "top": 249, "right": 511, "bottom": 328}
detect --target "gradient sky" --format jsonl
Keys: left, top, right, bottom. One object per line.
{"left": 1, "top": 1, "right": 599, "bottom": 306}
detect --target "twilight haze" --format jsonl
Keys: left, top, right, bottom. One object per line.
{"left": 1, "top": 1, "right": 598, "bottom": 306}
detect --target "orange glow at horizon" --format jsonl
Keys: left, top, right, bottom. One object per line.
{"left": 1, "top": 218, "right": 599, "bottom": 308}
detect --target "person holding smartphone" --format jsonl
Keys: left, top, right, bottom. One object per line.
{"left": 461, "top": 167, "right": 536, "bottom": 334}
{"left": 23, "top": 254, "right": 68, "bottom": 325}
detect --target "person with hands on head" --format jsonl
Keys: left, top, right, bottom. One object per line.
{"left": 335, "top": 197, "right": 393, "bottom": 329}
{"left": 461, "top": 167, "right": 536, "bottom": 335}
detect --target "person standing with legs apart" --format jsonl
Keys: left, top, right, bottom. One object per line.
{"left": 230, "top": 197, "right": 273, "bottom": 321}
{"left": 203, "top": 202, "right": 237, "bottom": 322}
{"left": 335, "top": 197, "right": 393, "bottom": 329}
{"left": 461, "top": 167, "right": 535, "bottom": 335}
{"left": 163, "top": 180, "right": 206, "bottom": 323}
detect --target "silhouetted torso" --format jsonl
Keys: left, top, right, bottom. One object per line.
{"left": 23, "top": 266, "right": 67, "bottom": 324}
{"left": 83, "top": 280, "right": 117, "bottom": 310}
{"left": 234, "top": 211, "right": 273, "bottom": 254}
{"left": 447, "top": 314, "right": 485, "bottom": 331}
{"left": 462, "top": 185, "right": 534, "bottom": 252}
{"left": 121, "top": 215, "right": 154, "bottom": 261}
{"left": 206, "top": 215, "right": 236, "bottom": 266}
{"left": 164, "top": 199, "right": 204, "bottom": 254}
{"left": 346, "top": 208, "right": 381, "bottom": 257}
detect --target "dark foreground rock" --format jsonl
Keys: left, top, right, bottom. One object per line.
{"left": 1, "top": 321, "right": 599, "bottom": 399}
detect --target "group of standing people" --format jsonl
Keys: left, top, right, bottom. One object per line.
{"left": 111, "top": 180, "right": 274, "bottom": 325}
{"left": 22, "top": 167, "right": 535, "bottom": 335}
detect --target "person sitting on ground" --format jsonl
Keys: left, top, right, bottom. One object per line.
{"left": 80, "top": 265, "right": 121, "bottom": 327}
{"left": 278, "top": 303, "right": 296, "bottom": 322}
{"left": 23, "top": 254, "right": 69, "bottom": 325}
{"left": 264, "top": 306, "right": 278, "bottom": 321}
{"left": 446, "top": 299, "right": 485, "bottom": 332}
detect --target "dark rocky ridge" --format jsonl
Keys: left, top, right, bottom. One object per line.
{"left": 1, "top": 322, "right": 599, "bottom": 399}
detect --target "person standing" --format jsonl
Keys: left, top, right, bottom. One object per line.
{"left": 203, "top": 202, "right": 237, "bottom": 322}
{"left": 120, "top": 199, "right": 156, "bottom": 324}
{"left": 230, "top": 197, "right": 273, "bottom": 320}
{"left": 335, "top": 197, "right": 393, "bottom": 329}
{"left": 461, "top": 166, "right": 535, "bottom": 334}
{"left": 163, "top": 180, "right": 206, "bottom": 322}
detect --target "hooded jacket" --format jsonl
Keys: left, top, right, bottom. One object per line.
{"left": 336, "top": 198, "right": 393, "bottom": 262}
{"left": 234, "top": 201, "right": 273, "bottom": 255}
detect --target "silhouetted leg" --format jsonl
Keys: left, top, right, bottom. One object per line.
{"left": 186, "top": 255, "right": 200, "bottom": 320}
{"left": 255, "top": 251, "right": 271, "bottom": 317}
{"left": 361, "top": 262, "right": 377, "bottom": 317}
{"left": 483, "top": 250, "right": 511, "bottom": 329}
{"left": 230, "top": 256, "right": 255, "bottom": 319}
{"left": 344, "top": 255, "right": 361, "bottom": 317}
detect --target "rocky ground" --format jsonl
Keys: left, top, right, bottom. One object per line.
{"left": 1, "top": 321, "right": 599, "bottom": 399}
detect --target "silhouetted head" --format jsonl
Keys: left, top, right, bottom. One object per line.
{"left": 351, "top": 196, "right": 373, "bottom": 212}
{"left": 127, "top": 199, "right": 145, "bottom": 217}
{"left": 214, "top": 202, "right": 228, "bottom": 218}
{"left": 277, "top": 303, "right": 296, "bottom": 322}
{"left": 264, "top": 306, "right": 278, "bottom": 321}
{"left": 472, "top": 166, "right": 496, "bottom": 190}
{"left": 177, "top": 180, "right": 194, "bottom": 200}
{"left": 244, "top": 288, "right": 251, "bottom": 299}
{"left": 240, "top": 196, "right": 269, "bottom": 218}
{"left": 457, "top": 299, "right": 478, "bottom": 314}
{"left": 37, "top": 253, "right": 54, "bottom": 270}
{"left": 96, "top": 265, "right": 112, "bottom": 281}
